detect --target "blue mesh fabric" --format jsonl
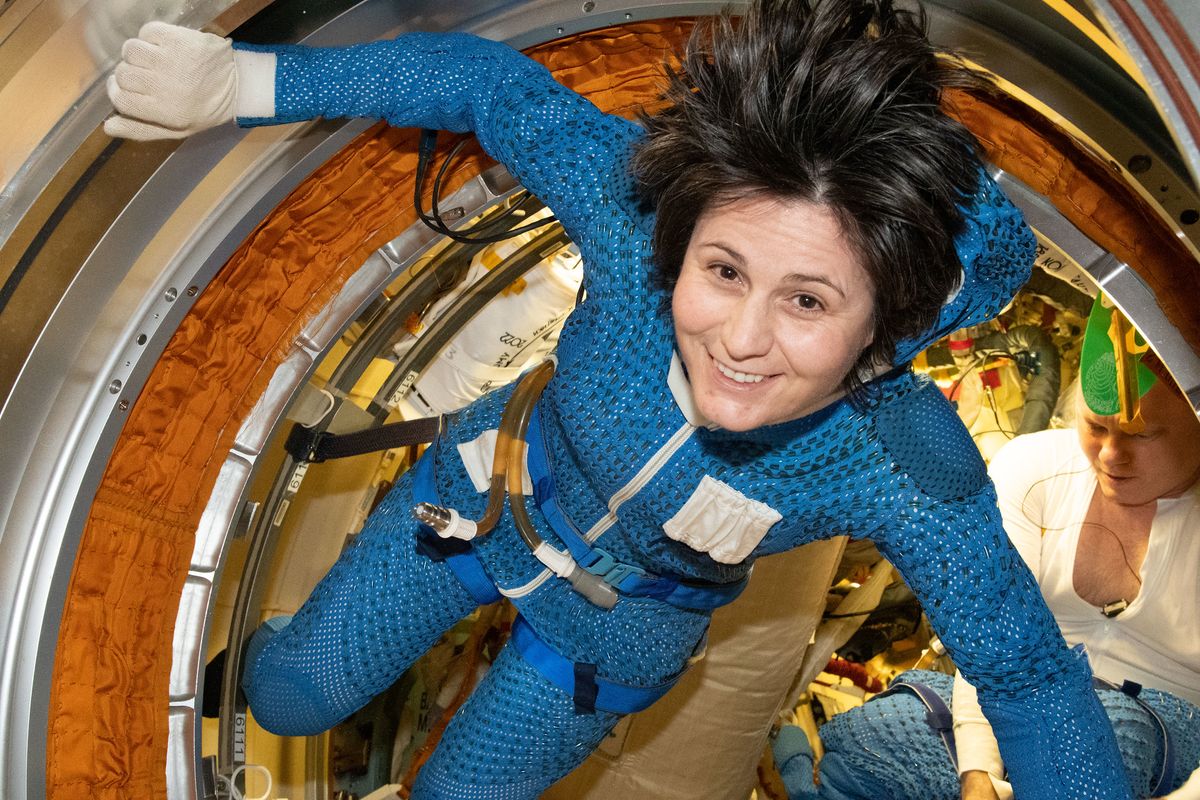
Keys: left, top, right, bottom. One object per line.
{"left": 804, "top": 673, "right": 1200, "bottom": 800}
{"left": 892, "top": 172, "right": 1035, "bottom": 364}
{"left": 1112, "top": 686, "right": 1200, "bottom": 795}
{"left": 875, "top": 382, "right": 989, "bottom": 500}
{"left": 242, "top": 470, "right": 477, "bottom": 736}
{"left": 234, "top": 32, "right": 1127, "bottom": 799}
{"left": 814, "top": 670, "right": 963, "bottom": 800}
{"left": 411, "top": 645, "right": 620, "bottom": 799}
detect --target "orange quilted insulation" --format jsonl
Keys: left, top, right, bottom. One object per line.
{"left": 45, "top": 18, "right": 1196, "bottom": 800}
{"left": 44, "top": 22, "right": 690, "bottom": 800}
{"left": 946, "top": 87, "right": 1200, "bottom": 350}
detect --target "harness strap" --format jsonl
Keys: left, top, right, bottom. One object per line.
{"left": 286, "top": 414, "right": 451, "bottom": 463}
{"left": 1095, "top": 677, "right": 1176, "bottom": 796}
{"left": 509, "top": 615, "right": 681, "bottom": 715}
{"left": 526, "top": 406, "right": 750, "bottom": 611}
{"left": 401, "top": 400, "right": 746, "bottom": 610}
{"left": 410, "top": 448, "right": 501, "bottom": 605}
{"left": 874, "top": 679, "right": 958, "bottom": 769}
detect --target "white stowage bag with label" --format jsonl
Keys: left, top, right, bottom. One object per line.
{"left": 391, "top": 215, "right": 582, "bottom": 418}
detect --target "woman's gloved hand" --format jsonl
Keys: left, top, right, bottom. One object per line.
{"left": 104, "top": 21, "right": 238, "bottom": 140}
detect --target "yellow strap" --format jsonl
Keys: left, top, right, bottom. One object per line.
{"left": 1107, "top": 309, "right": 1147, "bottom": 433}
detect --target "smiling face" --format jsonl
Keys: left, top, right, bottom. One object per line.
{"left": 671, "top": 194, "right": 877, "bottom": 432}
{"left": 1077, "top": 380, "right": 1200, "bottom": 506}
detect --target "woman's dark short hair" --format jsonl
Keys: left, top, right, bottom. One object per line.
{"left": 632, "top": 0, "right": 990, "bottom": 401}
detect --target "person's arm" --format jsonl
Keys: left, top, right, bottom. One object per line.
{"left": 960, "top": 771, "right": 1003, "bottom": 800}
{"left": 869, "top": 393, "right": 1127, "bottom": 799}
{"left": 106, "top": 23, "right": 640, "bottom": 244}
{"left": 948, "top": 435, "right": 1055, "bottom": 798}
{"left": 875, "top": 494, "right": 1127, "bottom": 800}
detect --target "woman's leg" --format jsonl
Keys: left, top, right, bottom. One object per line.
{"left": 411, "top": 644, "right": 621, "bottom": 800}
{"left": 243, "top": 468, "right": 479, "bottom": 736}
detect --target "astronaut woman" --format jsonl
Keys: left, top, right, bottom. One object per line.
{"left": 106, "top": 1, "right": 1128, "bottom": 798}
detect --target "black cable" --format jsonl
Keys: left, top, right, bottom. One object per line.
{"left": 947, "top": 353, "right": 987, "bottom": 403}
{"left": 822, "top": 600, "right": 922, "bottom": 619}
{"left": 414, "top": 130, "right": 559, "bottom": 244}
{"left": 983, "top": 387, "right": 1015, "bottom": 439}
{"left": 946, "top": 348, "right": 1015, "bottom": 403}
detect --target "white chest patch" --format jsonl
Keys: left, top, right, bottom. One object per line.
{"left": 662, "top": 475, "right": 782, "bottom": 564}
{"left": 455, "top": 429, "right": 533, "bottom": 494}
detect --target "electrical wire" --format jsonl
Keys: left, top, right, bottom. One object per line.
{"left": 947, "top": 353, "right": 987, "bottom": 403}
{"left": 414, "top": 130, "right": 559, "bottom": 244}
{"left": 983, "top": 387, "right": 1015, "bottom": 439}
{"left": 822, "top": 599, "right": 922, "bottom": 619}
{"left": 946, "top": 348, "right": 1013, "bottom": 403}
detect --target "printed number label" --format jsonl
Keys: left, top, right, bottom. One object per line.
{"left": 286, "top": 462, "right": 309, "bottom": 494}
{"left": 499, "top": 332, "right": 527, "bottom": 347}
{"left": 388, "top": 370, "right": 420, "bottom": 407}
{"left": 234, "top": 712, "right": 247, "bottom": 761}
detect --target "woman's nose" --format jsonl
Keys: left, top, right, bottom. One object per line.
{"left": 722, "top": 298, "right": 773, "bottom": 359}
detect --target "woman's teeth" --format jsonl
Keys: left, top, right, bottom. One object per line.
{"left": 716, "top": 361, "right": 765, "bottom": 384}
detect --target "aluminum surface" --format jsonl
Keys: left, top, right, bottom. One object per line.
{"left": 1089, "top": 0, "right": 1200, "bottom": 192}
{"left": 2, "top": 2, "right": 1200, "bottom": 799}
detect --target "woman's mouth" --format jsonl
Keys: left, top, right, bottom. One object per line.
{"left": 714, "top": 358, "right": 766, "bottom": 384}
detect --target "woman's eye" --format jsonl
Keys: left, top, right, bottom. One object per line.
{"left": 711, "top": 264, "right": 739, "bottom": 282}
{"left": 794, "top": 294, "right": 823, "bottom": 311}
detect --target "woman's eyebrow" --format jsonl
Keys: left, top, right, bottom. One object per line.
{"left": 781, "top": 272, "right": 846, "bottom": 299}
{"left": 698, "top": 241, "right": 746, "bottom": 264}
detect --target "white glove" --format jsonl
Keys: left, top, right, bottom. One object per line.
{"left": 104, "top": 21, "right": 237, "bottom": 140}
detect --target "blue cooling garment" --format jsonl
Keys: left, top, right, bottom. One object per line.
{"left": 772, "top": 671, "right": 1200, "bottom": 800}
{"left": 236, "top": 32, "right": 1129, "bottom": 799}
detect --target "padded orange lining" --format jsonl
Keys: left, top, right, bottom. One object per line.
{"left": 46, "top": 20, "right": 1197, "bottom": 800}
{"left": 45, "top": 22, "right": 690, "bottom": 800}
{"left": 946, "top": 87, "right": 1200, "bottom": 349}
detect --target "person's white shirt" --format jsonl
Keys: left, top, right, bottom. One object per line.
{"left": 953, "top": 428, "right": 1200, "bottom": 798}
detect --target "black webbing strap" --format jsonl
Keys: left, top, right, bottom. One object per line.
{"left": 284, "top": 414, "right": 451, "bottom": 463}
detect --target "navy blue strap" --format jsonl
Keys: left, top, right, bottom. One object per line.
{"left": 573, "top": 662, "right": 600, "bottom": 715}
{"left": 1095, "top": 678, "right": 1175, "bottom": 795}
{"left": 410, "top": 449, "right": 501, "bottom": 605}
{"left": 875, "top": 679, "right": 958, "bottom": 769}
{"left": 655, "top": 572, "right": 750, "bottom": 609}
{"left": 527, "top": 406, "right": 750, "bottom": 611}
{"left": 509, "top": 615, "right": 681, "bottom": 715}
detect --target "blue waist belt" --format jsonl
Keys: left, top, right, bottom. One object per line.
{"left": 509, "top": 614, "right": 684, "bottom": 715}
{"left": 410, "top": 446, "right": 688, "bottom": 714}
{"left": 411, "top": 408, "right": 748, "bottom": 611}
{"left": 410, "top": 449, "right": 501, "bottom": 605}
